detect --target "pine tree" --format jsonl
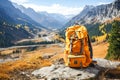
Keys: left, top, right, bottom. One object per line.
{"left": 106, "top": 21, "right": 120, "bottom": 60}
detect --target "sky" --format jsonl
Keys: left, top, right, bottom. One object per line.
{"left": 10, "top": 0, "right": 114, "bottom": 16}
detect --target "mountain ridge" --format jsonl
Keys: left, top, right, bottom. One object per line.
{"left": 65, "top": 0, "right": 120, "bottom": 27}
{"left": 13, "top": 3, "right": 69, "bottom": 29}
{"left": 0, "top": 0, "right": 45, "bottom": 47}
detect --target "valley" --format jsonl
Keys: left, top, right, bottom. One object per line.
{"left": 0, "top": 40, "right": 109, "bottom": 79}
{"left": 0, "top": 25, "right": 110, "bottom": 79}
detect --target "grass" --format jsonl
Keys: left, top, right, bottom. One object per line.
{"left": 0, "top": 51, "right": 51, "bottom": 79}
{"left": 0, "top": 44, "right": 64, "bottom": 79}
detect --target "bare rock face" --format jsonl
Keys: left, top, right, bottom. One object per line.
{"left": 32, "top": 58, "right": 120, "bottom": 80}
{"left": 94, "top": 58, "right": 120, "bottom": 68}
{"left": 64, "top": 0, "right": 120, "bottom": 28}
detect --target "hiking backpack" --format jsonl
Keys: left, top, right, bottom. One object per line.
{"left": 64, "top": 25, "right": 92, "bottom": 68}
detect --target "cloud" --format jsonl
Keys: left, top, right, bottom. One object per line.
{"left": 97, "top": 2, "right": 111, "bottom": 5}
{"left": 22, "top": 3, "right": 82, "bottom": 15}
{"left": 10, "top": 0, "right": 29, "bottom": 4}
{"left": 10, "top": 0, "right": 83, "bottom": 15}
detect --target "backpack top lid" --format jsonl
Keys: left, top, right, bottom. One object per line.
{"left": 65, "top": 25, "right": 88, "bottom": 40}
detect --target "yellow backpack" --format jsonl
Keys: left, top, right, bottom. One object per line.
{"left": 64, "top": 25, "right": 92, "bottom": 68}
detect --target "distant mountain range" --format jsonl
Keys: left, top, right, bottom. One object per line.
{"left": 0, "top": 0, "right": 45, "bottom": 47}
{"left": 13, "top": 3, "right": 69, "bottom": 29}
{"left": 65, "top": 0, "right": 120, "bottom": 27}
{"left": 0, "top": 0, "right": 70, "bottom": 47}
{"left": 63, "top": 0, "right": 120, "bottom": 37}
{"left": 0, "top": 0, "right": 45, "bottom": 28}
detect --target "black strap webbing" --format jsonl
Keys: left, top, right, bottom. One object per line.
{"left": 79, "top": 39, "right": 84, "bottom": 55}
{"left": 87, "top": 34, "right": 93, "bottom": 59}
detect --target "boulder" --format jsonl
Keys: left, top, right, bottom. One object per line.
{"left": 32, "top": 58, "right": 120, "bottom": 80}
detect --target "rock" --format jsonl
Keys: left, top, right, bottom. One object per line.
{"left": 0, "top": 59, "right": 4, "bottom": 63}
{"left": 32, "top": 64, "right": 98, "bottom": 80}
{"left": 94, "top": 58, "right": 120, "bottom": 68}
{"left": 52, "top": 58, "right": 64, "bottom": 65}
{"left": 42, "top": 53, "right": 54, "bottom": 59}
{"left": 0, "top": 57, "right": 19, "bottom": 63}
{"left": 10, "top": 54, "right": 19, "bottom": 59}
{"left": 32, "top": 58, "right": 120, "bottom": 80}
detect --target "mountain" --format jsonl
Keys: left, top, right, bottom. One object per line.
{"left": 44, "top": 12, "right": 68, "bottom": 24}
{"left": 65, "top": 0, "right": 120, "bottom": 27}
{"left": 13, "top": 3, "right": 68, "bottom": 29}
{"left": 64, "top": 14, "right": 76, "bottom": 20}
{"left": 64, "top": 5, "right": 94, "bottom": 27}
{"left": 0, "top": 0, "right": 44, "bottom": 28}
{"left": 37, "top": 11, "right": 65, "bottom": 29}
{"left": 63, "top": 0, "right": 120, "bottom": 37}
{"left": 0, "top": 0, "right": 44, "bottom": 47}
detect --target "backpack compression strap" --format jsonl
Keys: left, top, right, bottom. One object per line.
{"left": 69, "top": 31, "right": 84, "bottom": 55}
{"left": 75, "top": 31, "right": 84, "bottom": 55}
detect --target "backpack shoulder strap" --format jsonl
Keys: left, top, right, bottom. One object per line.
{"left": 87, "top": 34, "right": 93, "bottom": 59}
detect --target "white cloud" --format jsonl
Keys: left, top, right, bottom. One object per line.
{"left": 10, "top": 0, "right": 83, "bottom": 15}
{"left": 97, "top": 2, "right": 111, "bottom": 5}
{"left": 10, "top": 0, "right": 29, "bottom": 4}
{"left": 22, "top": 3, "right": 82, "bottom": 15}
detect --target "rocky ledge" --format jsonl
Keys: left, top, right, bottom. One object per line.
{"left": 32, "top": 58, "right": 120, "bottom": 80}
